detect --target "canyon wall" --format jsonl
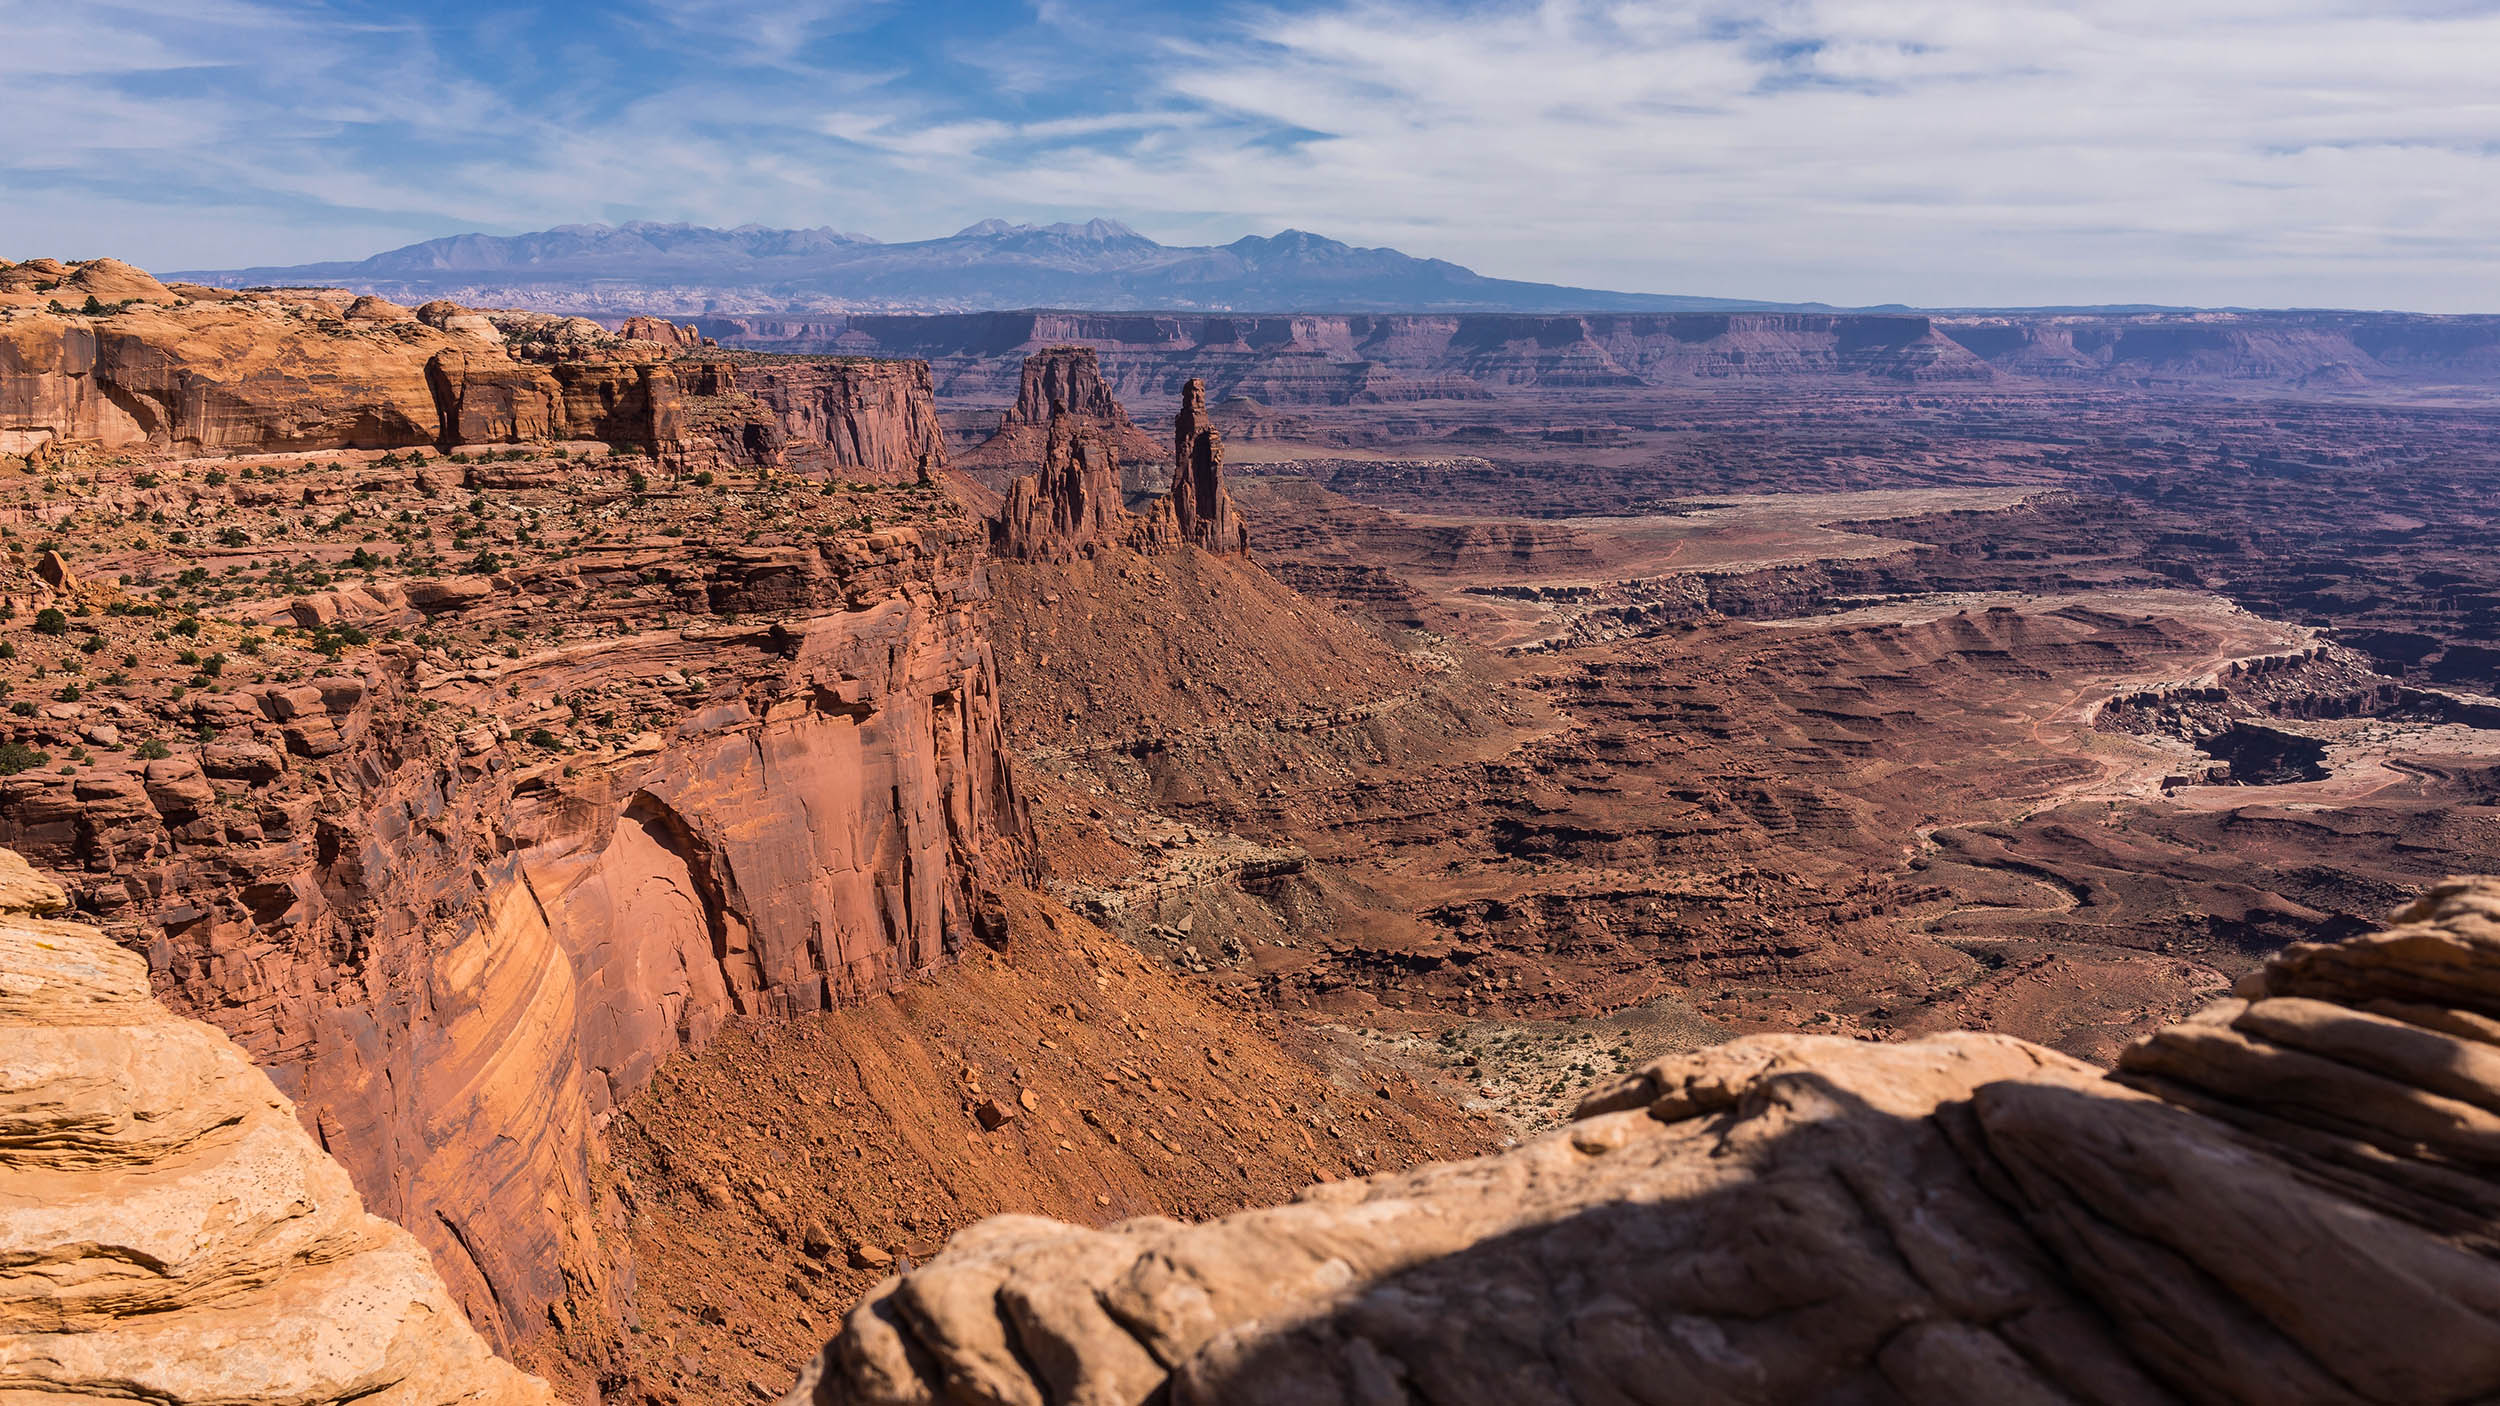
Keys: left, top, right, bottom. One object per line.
{"left": 691, "top": 308, "right": 2500, "bottom": 404}
{"left": 0, "top": 267, "right": 945, "bottom": 478}
{"left": 691, "top": 310, "right": 1991, "bottom": 404}
{"left": 0, "top": 849, "right": 552, "bottom": 1404}
{"left": 0, "top": 520, "right": 1029, "bottom": 1359}
{"left": 691, "top": 356, "right": 952, "bottom": 482}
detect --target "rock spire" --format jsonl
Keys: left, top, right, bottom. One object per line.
{"left": 961, "top": 346, "right": 1163, "bottom": 484}
{"left": 996, "top": 401, "right": 1128, "bottom": 561}
{"left": 1169, "top": 378, "right": 1246, "bottom": 553}
{"left": 989, "top": 360, "right": 1250, "bottom": 561}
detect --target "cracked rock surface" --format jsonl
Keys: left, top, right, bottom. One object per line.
{"left": 789, "top": 879, "right": 2500, "bottom": 1405}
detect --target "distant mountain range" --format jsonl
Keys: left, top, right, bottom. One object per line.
{"left": 175, "top": 218, "right": 1827, "bottom": 316}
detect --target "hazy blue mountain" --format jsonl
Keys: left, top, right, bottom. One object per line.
{"left": 176, "top": 219, "right": 1812, "bottom": 315}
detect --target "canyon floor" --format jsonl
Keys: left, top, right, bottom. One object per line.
{"left": 982, "top": 384, "right": 2500, "bottom": 1131}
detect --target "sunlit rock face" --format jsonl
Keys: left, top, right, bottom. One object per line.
{"left": 790, "top": 878, "right": 2500, "bottom": 1406}
{"left": 0, "top": 846, "right": 553, "bottom": 1404}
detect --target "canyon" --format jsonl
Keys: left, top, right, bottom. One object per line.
{"left": 7, "top": 255, "right": 2500, "bottom": 1401}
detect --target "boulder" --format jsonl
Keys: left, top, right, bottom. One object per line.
{"left": 200, "top": 739, "right": 284, "bottom": 784}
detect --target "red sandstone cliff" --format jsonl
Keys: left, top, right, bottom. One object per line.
{"left": 0, "top": 261, "right": 946, "bottom": 480}
{"left": 0, "top": 465, "right": 1026, "bottom": 1365}
{"left": 0, "top": 850, "right": 552, "bottom": 1403}
{"left": 690, "top": 356, "right": 952, "bottom": 483}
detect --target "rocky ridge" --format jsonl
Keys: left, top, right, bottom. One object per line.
{"left": 0, "top": 847, "right": 550, "bottom": 1404}
{"left": 790, "top": 879, "right": 2500, "bottom": 1404}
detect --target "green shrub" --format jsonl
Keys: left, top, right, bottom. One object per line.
{"left": 0, "top": 741, "right": 49, "bottom": 776}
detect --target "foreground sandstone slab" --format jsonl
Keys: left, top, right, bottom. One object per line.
{"left": 790, "top": 879, "right": 2500, "bottom": 1404}
{"left": 0, "top": 849, "right": 548, "bottom": 1405}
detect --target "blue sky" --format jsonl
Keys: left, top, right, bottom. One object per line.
{"left": 7, "top": 0, "right": 2499, "bottom": 309}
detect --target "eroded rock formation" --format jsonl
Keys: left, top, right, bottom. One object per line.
{"left": 697, "top": 356, "right": 953, "bottom": 482}
{"left": 996, "top": 405, "right": 1128, "bottom": 561}
{"left": 0, "top": 848, "right": 549, "bottom": 1404}
{"left": 0, "top": 259, "right": 945, "bottom": 479}
{"left": 960, "top": 345, "right": 1164, "bottom": 490}
{"left": 619, "top": 315, "right": 711, "bottom": 350}
{"left": 990, "top": 366, "right": 1249, "bottom": 562}
{"left": 1165, "top": 377, "right": 1246, "bottom": 553}
{"left": 790, "top": 879, "right": 2500, "bottom": 1404}
{"left": 1, "top": 515, "right": 1026, "bottom": 1363}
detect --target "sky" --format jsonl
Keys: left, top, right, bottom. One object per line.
{"left": 5, "top": 0, "right": 2498, "bottom": 310}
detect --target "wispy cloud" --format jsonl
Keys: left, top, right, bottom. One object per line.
{"left": 0, "top": 0, "right": 2493, "bottom": 308}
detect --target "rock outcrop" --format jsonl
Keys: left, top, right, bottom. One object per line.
{"left": 1, "top": 519, "right": 1027, "bottom": 1363}
{"left": 0, "top": 848, "right": 549, "bottom": 1404}
{"left": 789, "top": 879, "right": 2500, "bottom": 1404}
{"left": 990, "top": 364, "right": 1250, "bottom": 562}
{"left": 1165, "top": 377, "right": 1246, "bottom": 553}
{"left": 695, "top": 356, "right": 952, "bottom": 483}
{"left": 618, "top": 315, "right": 711, "bottom": 350}
{"left": 960, "top": 346, "right": 1164, "bottom": 490}
{"left": 996, "top": 405, "right": 1128, "bottom": 561}
{"left": 0, "top": 259, "right": 945, "bottom": 478}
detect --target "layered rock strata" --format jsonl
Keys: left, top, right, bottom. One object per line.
{"left": 0, "top": 848, "right": 550, "bottom": 1404}
{"left": 695, "top": 355, "right": 952, "bottom": 482}
{"left": 700, "top": 310, "right": 1995, "bottom": 402}
{"left": 996, "top": 404, "right": 1128, "bottom": 561}
{"left": 0, "top": 261, "right": 945, "bottom": 479}
{"left": 959, "top": 345, "right": 1164, "bottom": 491}
{"left": 992, "top": 373, "right": 1249, "bottom": 562}
{"left": 790, "top": 879, "right": 2500, "bottom": 1404}
{"left": 1, "top": 522, "right": 1027, "bottom": 1359}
